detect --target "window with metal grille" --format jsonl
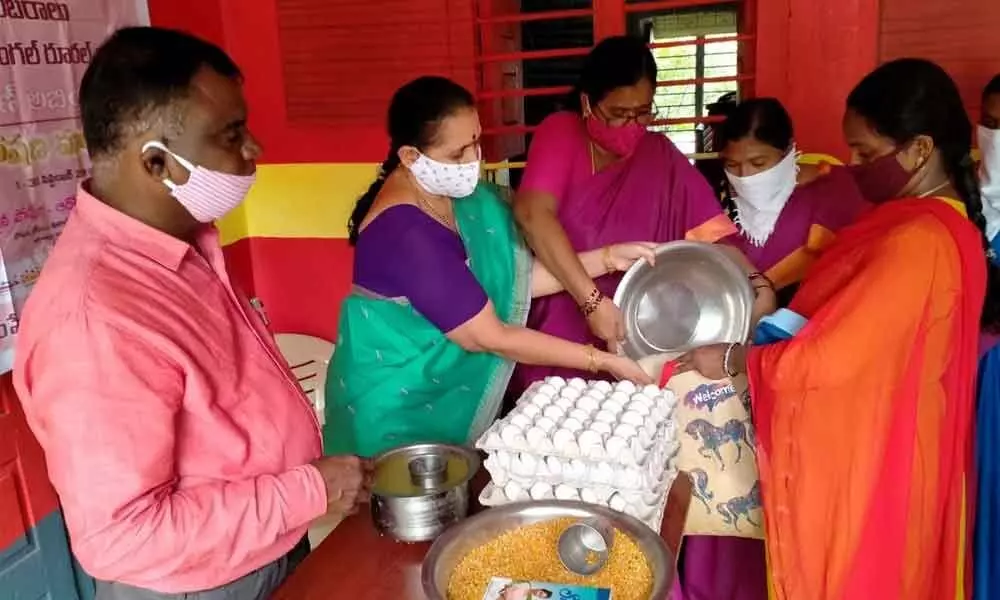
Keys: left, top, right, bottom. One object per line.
{"left": 472, "top": 1, "right": 750, "bottom": 177}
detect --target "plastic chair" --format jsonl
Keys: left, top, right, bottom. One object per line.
{"left": 274, "top": 333, "right": 333, "bottom": 426}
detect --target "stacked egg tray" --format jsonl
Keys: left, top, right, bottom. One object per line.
{"left": 475, "top": 376, "right": 680, "bottom": 532}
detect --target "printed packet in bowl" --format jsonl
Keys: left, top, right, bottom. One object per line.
{"left": 482, "top": 577, "right": 612, "bottom": 600}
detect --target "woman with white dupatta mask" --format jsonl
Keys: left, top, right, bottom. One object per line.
{"left": 978, "top": 74, "right": 1000, "bottom": 266}
{"left": 718, "top": 98, "right": 870, "bottom": 306}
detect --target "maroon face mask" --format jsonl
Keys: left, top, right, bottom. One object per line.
{"left": 848, "top": 151, "right": 914, "bottom": 204}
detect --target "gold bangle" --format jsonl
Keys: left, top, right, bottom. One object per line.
{"left": 602, "top": 246, "right": 615, "bottom": 273}
{"left": 585, "top": 345, "right": 599, "bottom": 373}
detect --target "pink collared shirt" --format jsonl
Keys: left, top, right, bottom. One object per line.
{"left": 13, "top": 186, "right": 327, "bottom": 593}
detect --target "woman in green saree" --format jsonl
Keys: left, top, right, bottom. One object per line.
{"left": 324, "top": 77, "right": 654, "bottom": 458}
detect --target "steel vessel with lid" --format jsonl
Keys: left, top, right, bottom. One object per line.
{"left": 370, "top": 443, "right": 481, "bottom": 543}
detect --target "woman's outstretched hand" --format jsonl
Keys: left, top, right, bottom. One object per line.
{"left": 607, "top": 242, "right": 657, "bottom": 272}
{"left": 675, "top": 343, "right": 746, "bottom": 380}
{"left": 600, "top": 351, "right": 654, "bottom": 385}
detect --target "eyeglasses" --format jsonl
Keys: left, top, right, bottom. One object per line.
{"left": 593, "top": 103, "right": 657, "bottom": 127}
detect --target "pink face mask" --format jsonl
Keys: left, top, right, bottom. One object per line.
{"left": 585, "top": 115, "right": 647, "bottom": 157}
{"left": 848, "top": 150, "right": 913, "bottom": 205}
{"left": 142, "top": 141, "right": 256, "bottom": 223}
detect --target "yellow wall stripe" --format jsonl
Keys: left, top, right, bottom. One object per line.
{"left": 218, "top": 163, "right": 379, "bottom": 245}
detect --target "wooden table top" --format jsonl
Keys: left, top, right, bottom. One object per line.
{"left": 273, "top": 472, "right": 692, "bottom": 599}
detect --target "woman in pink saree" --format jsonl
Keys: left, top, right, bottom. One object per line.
{"left": 512, "top": 36, "right": 744, "bottom": 391}
{"left": 512, "top": 36, "right": 770, "bottom": 600}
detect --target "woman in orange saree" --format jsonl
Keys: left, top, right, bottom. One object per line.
{"left": 678, "top": 58, "right": 1000, "bottom": 599}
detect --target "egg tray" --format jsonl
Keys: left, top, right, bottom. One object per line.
{"left": 475, "top": 378, "right": 679, "bottom": 471}
{"left": 481, "top": 440, "right": 680, "bottom": 494}
{"left": 478, "top": 470, "right": 677, "bottom": 533}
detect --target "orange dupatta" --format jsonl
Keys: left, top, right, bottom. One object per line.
{"left": 747, "top": 199, "right": 984, "bottom": 600}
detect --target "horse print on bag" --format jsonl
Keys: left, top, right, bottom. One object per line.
{"left": 717, "top": 481, "right": 762, "bottom": 531}
{"left": 683, "top": 382, "right": 737, "bottom": 411}
{"left": 684, "top": 418, "right": 754, "bottom": 470}
{"left": 689, "top": 468, "right": 715, "bottom": 513}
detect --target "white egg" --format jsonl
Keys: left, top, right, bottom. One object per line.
{"left": 561, "top": 417, "right": 584, "bottom": 433}
{"left": 630, "top": 392, "right": 655, "bottom": 407}
{"left": 490, "top": 467, "right": 510, "bottom": 486}
{"left": 649, "top": 402, "right": 668, "bottom": 422}
{"left": 521, "top": 403, "right": 541, "bottom": 419}
{"left": 569, "top": 408, "right": 592, "bottom": 423}
{"left": 555, "top": 397, "right": 576, "bottom": 410}
{"left": 580, "top": 487, "right": 600, "bottom": 504}
{"left": 609, "top": 391, "right": 630, "bottom": 405}
{"left": 602, "top": 399, "right": 625, "bottom": 415}
{"left": 591, "top": 421, "right": 613, "bottom": 436}
{"left": 595, "top": 410, "right": 617, "bottom": 424}
{"left": 584, "top": 388, "right": 606, "bottom": 402}
{"left": 511, "top": 414, "right": 533, "bottom": 429}
{"left": 553, "top": 428, "right": 577, "bottom": 451}
{"left": 559, "top": 387, "right": 582, "bottom": 400}
{"left": 568, "top": 377, "right": 588, "bottom": 390}
{"left": 531, "top": 393, "right": 553, "bottom": 408}
{"left": 512, "top": 453, "right": 537, "bottom": 476}
{"left": 621, "top": 410, "right": 645, "bottom": 427}
{"left": 642, "top": 384, "right": 661, "bottom": 397}
{"left": 576, "top": 396, "right": 600, "bottom": 412}
{"left": 608, "top": 492, "right": 628, "bottom": 512}
{"left": 484, "top": 432, "right": 503, "bottom": 448}
{"left": 614, "top": 423, "right": 638, "bottom": 439}
{"left": 536, "top": 383, "right": 558, "bottom": 397}
{"left": 525, "top": 426, "right": 550, "bottom": 450}
{"left": 605, "top": 435, "right": 628, "bottom": 460}
{"left": 535, "top": 417, "right": 557, "bottom": 434}
{"left": 578, "top": 430, "right": 604, "bottom": 455}
{"left": 500, "top": 424, "right": 526, "bottom": 446}
{"left": 529, "top": 482, "right": 554, "bottom": 500}
{"left": 543, "top": 405, "right": 566, "bottom": 421}
{"left": 561, "top": 439, "right": 581, "bottom": 457}
{"left": 547, "top": 376, "right": 567, "bottom": 388}
{"left": 594, "top": 380, "right": 613, "bottom": 393}
{"left": 643, "top": 419, "right": 658, "bottom": 437}
{"left": 545, "top": 456, "right": 563, "bottom": 477}
{"left": 555, "top": 484, "right": 581, "bottom": 501}
{"left": 615, "top": 380, "right": 637, "bottom": 394}
{"left": 504, "top": 480, "right": 528, "bottom": 502}
{"left": 496, "top": 450, "right": 513, "bottom": 469}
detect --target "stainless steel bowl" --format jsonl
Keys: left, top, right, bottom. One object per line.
{"left": 614, "top": 241, "right": 754, "bottom": 360}
{"left": 421, "top": 500, "right": 674, "bottom": 599}
{"left": 370, "top": 443, "right": 481, "bottom": 543}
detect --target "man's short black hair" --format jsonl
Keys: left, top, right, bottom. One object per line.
{"left": 985, "top": 74, "right": 1000, "bottom": 100}
{"left": 80, "top": 26, "right": 241, "bottom": 158}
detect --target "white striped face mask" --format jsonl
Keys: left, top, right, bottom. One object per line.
{"left": 142, "top": 141, "right": 257, "bottom": 223}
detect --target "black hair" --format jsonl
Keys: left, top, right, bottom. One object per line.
{"left": 347, "top": 76, "right": 475, "bottom": 245}
{"left": 847, "top": 58, "right": 1000, "bottom": 331}
{"left": 718, "top": 97, "right": 794, "bottom": 153}
{"left": 565, "top": 36, "right": 657, "bottom": 113}
{"left": 984, "top": 74, "right": 1000, "bottom": 99}
{"left": 80, "top": 26, "right": 241, "bottom": 159}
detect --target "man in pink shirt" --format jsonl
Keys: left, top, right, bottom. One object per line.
{"left": 13, "top": 27, "right": 371, "bottom": 600}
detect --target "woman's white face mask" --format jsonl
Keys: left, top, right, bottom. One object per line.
{"left": 725, "top": 146, "right": 799, "bottom": 247}
{"left": 977, "top": 125, "right": 1000, "bottom": 241}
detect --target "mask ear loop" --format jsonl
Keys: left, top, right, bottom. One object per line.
{"left": 141, "top": 141, "right": 196, "bottom": 191}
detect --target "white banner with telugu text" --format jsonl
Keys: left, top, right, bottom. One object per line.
{"left": 0, "top": 0, "right": 149, "bottom": 371}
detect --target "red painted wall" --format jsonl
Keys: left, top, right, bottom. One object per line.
{"left": 880, "top": 0, "right": 1000, "bottom": 117}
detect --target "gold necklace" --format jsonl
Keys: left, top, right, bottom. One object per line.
{"left": 417, "top": 195, "right": 456, "bottom": 231}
